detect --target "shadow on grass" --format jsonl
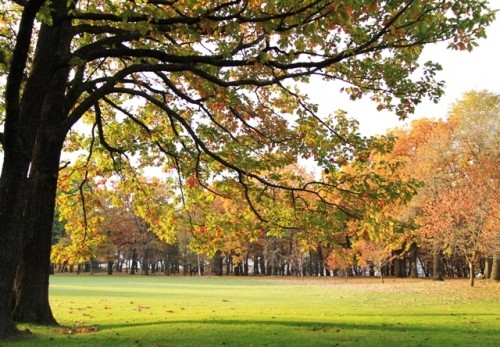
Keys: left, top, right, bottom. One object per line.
{"left": 95, "top": 315, "right": 499, "bottom": 332}
{"left": 7, "top": 316, "right": 500, "bottom": 347}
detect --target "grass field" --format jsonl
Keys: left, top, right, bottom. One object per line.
{"left": 4, "top": 275, "right": 500, "bottom": 346}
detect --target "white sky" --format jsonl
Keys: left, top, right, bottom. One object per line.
{"left": 306, "top": 8, "right": 500, "bottom": 136}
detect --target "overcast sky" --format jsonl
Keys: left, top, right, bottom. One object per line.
{"left": 306, "top": 8, "right": 500, "bottom": 136}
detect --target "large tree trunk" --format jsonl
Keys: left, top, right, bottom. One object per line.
{"left": 12, "top": 3, "right": 73, "bottom": 323}
{"left": 0, "top": 0, "right": 50, "bottom": 336}
{"left": 0, "top": 97, "right": 33, "bottom": 334}
{"left": 0, "top": 157, "right": 30, "bottom": 336}
{"left": 12, "top": 129, "right": 64, "bottom": 324}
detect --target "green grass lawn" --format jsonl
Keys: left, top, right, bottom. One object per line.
{"left": 4, "top": 275, "right": 500, "bottom": 347}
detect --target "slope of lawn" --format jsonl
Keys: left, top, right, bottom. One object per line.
{"left": 4, "top": 275, "right": 500, "bottom": 347}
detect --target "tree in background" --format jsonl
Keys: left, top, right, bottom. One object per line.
{"left": 51, "top": 157, "right": 178, "bottom": 272}
{"left": 418, "top": 91, "right": 499, "bottom": 286}
{"left": 354, "top": 239, "right": 392, "bottom": 282}
{"left": 0, "top": 0, "right": 495, "bottom": 335}
{"left": 389, "top": 118, "right": 453, "bottom": 280}
{"left": 50, "top": 91, "right": 498, "bottom": 284}
{"left": 371, "top": 91, "right": 499, "bottom": 284}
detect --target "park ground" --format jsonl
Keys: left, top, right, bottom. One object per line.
{"left": 4, "top": 275, "right": 500, "bottom": 347}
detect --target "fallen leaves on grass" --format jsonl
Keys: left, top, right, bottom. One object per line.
{"left": 279, "top": 277, "right": 498, "bottom": 302}
{"left": 55, "top": 326, "right": 98, "bottom": 335}
{"left": 133, "top": 304, "right": 151, "bottom": 311}
{"left": 311, "top": 327, "right": 328, "bottom": 333}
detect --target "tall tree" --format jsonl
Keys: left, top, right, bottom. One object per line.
{"left": 391, "top": 118, "right": 454, "bottom": 280}
{"left": 424, "top": 91, "right": 499, "bottom": 286}
{"left": 386, "top": 91, "right": 499, "bottom": 284}
{"left": 0, "top": 0, "right": 495, "bottom": 336}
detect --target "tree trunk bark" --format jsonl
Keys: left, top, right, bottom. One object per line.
{"left": 393, "top": 250, "right": 407, "bottom": 278}
{"left": 213, "top": 250, "right": 223, "bottom": 276}
{"left": 0, "top": 157, "right": 29, "bottom": 336}
{"left": 259, "top": 253, "right": 266, "bottom": 276}
{"left": 380, "top": 262, "right": 385, "bottom": 283}
{"left": 409, "top": 243, "right": 418, "bottom": 278}
{"left": 12, "top": 121, "right": 65, "bottom": 324}
{"left": 0, "top": 0, "right": 54, "bottom": 335}
{"left": 317, "top": 245, "right": 324, "bottom": 276}
{"left": 12, "top": 63, "right": 70, "bottom": 324}
{"left": 456, "top": 257, "right": 463, "bottom": 277}
{"left": 490, "top": 254, "right": 499, "bottom": 281}
{"left": 9, "top": 0, "right": 74, "bottom": 326}
{"left": 107, "top": 262, "right": 114, "bottom": 275}
{"left": 131, "top": 249, "right": 138, "bottom": 275}
{"left": 483, "top": 257, "right": 492, "bottom": 279}
{"left": 253, "top": 254, "right": 259, "bottom": 275}
{"left": 433, "top": 249, "right": 444, "bottom": 281}
{"left": 469, "top": 261, "right": 475, "bottom": 287}
{"left": 225, "top": 255, "right": 232, "bottom": 276}
{"left": 142, "top": 248, "right": 150, "bottom": 276}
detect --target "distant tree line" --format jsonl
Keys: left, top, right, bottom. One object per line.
{"left": 53, "top": 92, "right": 500, "bottom": 286}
